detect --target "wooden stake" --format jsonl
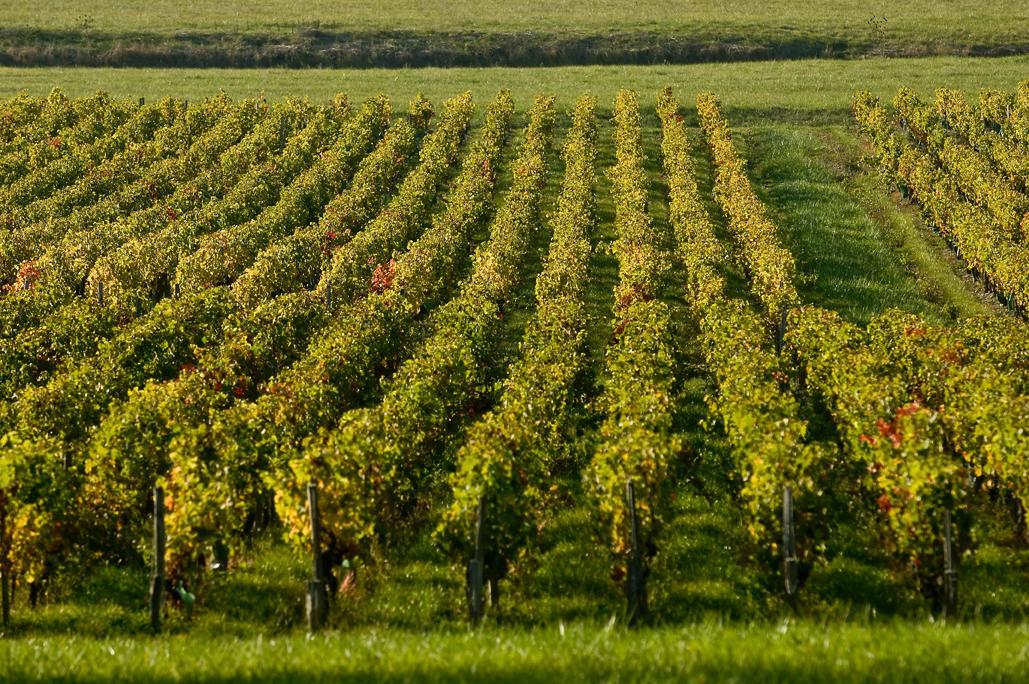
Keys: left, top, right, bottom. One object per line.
{"left": 626, "top": 480, "right": 647, "bottom": 626}
{"left": 943, "top": 509, "right": 957, "bottom": 617}
{"left": 489, "top": 577, "right": 499, "bottom": 610}
{"left": 97, "top": 280, "right": 104, "bottom": 307}
{"left": 467, "top": 496, "right": 485, "bottom": 624}
{"left": 783, "top": 486, "right": 799, "bottom": 599}
{"left": 1, "top": 563, "right": 10, "bottom": 627}
{"left": 306, "top": 483, "right": 328, "bottom": 632}
{"left": 149, "top": 486, "right": 166, "bottom": 633}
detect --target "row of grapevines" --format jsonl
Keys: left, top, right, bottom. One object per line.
{"left": 0, "top": 99, "right": 188, "bottom": 283}
{"left": 314, "top": 93, "right": 475, "bottom": 302}
{"left": 584, "top": 90, "right": 682, "bottom": 572}
{"left": 265, "top": 93, "right": 551, "bottom": 571}
{"left": 0, "top": 287, "right": 237, "bottom": 582}
{"left": 658, "top": 88, "right": 818, "bottom": 546}
{"left": 978, "top": 80, "right": 1029, "bottom": 146}
{"left": 77, "top": 100, "right": 439, "bottom": 552}
{"left": 82, "top": 290, "right": 332, "bottom": 553}
{"left": 91, "top": 98, "right": 355, "bottom": 304}
{"left": 0, "top": 102, "right": 321, "bottom": 404}
{"left": 158, "top": 91, "right": 511, "bottom": 575}
{"left": 785, "top": 306, "right": 963, "bottom": 567}
{"left": 2, "top": 96, "right": 249, "bottom": 289}
{"left": 5, "top": 287, "right": 235, "bottom": 448}
{"left": 0, "top": 98, "right": 268, "bottom": 342}
{"left": 934, "top": 88, "right": 1029, "bottom": 192}
{"left": 867, "top": 313, "right": 1028, "bottom": 515}
{"left": 172, "top": 96, "right": 395, "bottom": 291}
{"left": 0, "top": 90, "right": 80, "bottom": 161}
{"left": 0, "top": 98, "right": 182, "bottom": 227}
{"left": 0, "top": 291, "right": 150, "bottom": 401}
{"left": 894, "top": 88, "right": 1028, "bottom": 238}
{"left": 3, "top": 96, "right": 230, "bottom": 241}
{"left": 0, "top": 92, "right": 52, "bottom": 146}
{"left": 697, "top": 92, "right": 799, "bottom": 322}
{"left": 855, "top": 92, "right": 1029, "bottom": 311}
{"left": 438, "top": 94, "right": 597, "bottom": 579}
{"left": 231, "top": 99, "right": 432, "bottom": 308}
{"left": 0, "top": 93, "right": 136, "bottom": 187}
{"left": 267, "top": 95, "right": 555, "bottom": 572}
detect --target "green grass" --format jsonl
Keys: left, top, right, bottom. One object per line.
{"left": 821, "top": 126, "right": 1001, "bottom": 320}
{"left": 739, "top": 124, "right": 1002, "bottom": 324}
{"left": 3, "top": 620, "right": 1029, "bottom": 682}
{"left": 2, "top": 511, "right": 1026, "bottom": 681}
{"left": 2, "top": 56, "right": 1027, "bottom": 125}
{"left": 6, "top": 0, "right": 1025, "bottom": 36}
{"left": 2, "top": 0, "right": 1028, "bottom": 67}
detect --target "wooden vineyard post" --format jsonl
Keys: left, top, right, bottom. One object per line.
{"left": 625, "top": 480, "right": 647, "bottom": 626}
{"left": 150, "top": 486, "right": 166, "bottom": 633}
{"left": 97, "top": 280, "right": 104, "bottom": 307}
{"left": 306, "top": 483, "right": 328, "bottom": 632}
{"left": 489, "top": 577, "right": 499, "bottom": 610}
{"left": 1, "top": 559, "right": 10, "bottom": 627}
{"left": 783, "top": 486, "right": 799, "bottom": 601}
{"left": 139, "top": 97, "right": 145, "bottom": 106}
{"left": 467, "top": 496, "right": 485, "bottom": 625}
{"left": 943, "top": 509, "right": 958, "bottom": 617}
{"left": 326, "top": 283, "right": 333, "bottom": 313}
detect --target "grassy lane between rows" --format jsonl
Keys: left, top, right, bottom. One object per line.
{"left": 739, "top": 124, "right": 1005, "bottom": 324}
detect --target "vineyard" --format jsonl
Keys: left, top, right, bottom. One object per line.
{"left": 0, "top": 81, "right": 1027, "bottom": 674}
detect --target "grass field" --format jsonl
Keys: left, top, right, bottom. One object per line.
{"left": 2, "top": 56, "right": 1028, "bottom": 119}
{"left": 5, "top": 621, "right": 1029, "bottom": 683}
{"left": 10, "top": 0, "right": 1029, "bottom": 35}
{"left": 2, "top": 0, "right": 1028, "bottom": 66}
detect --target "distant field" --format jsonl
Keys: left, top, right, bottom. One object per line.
{"left": 1, "top": 0, "right": 1028, "bottom": 66}
{"left": 9, "top": 0, "right": 1027, "bottom": 35}
{"left": 2, "top": 56, "right": 1028, "bottom": 121}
